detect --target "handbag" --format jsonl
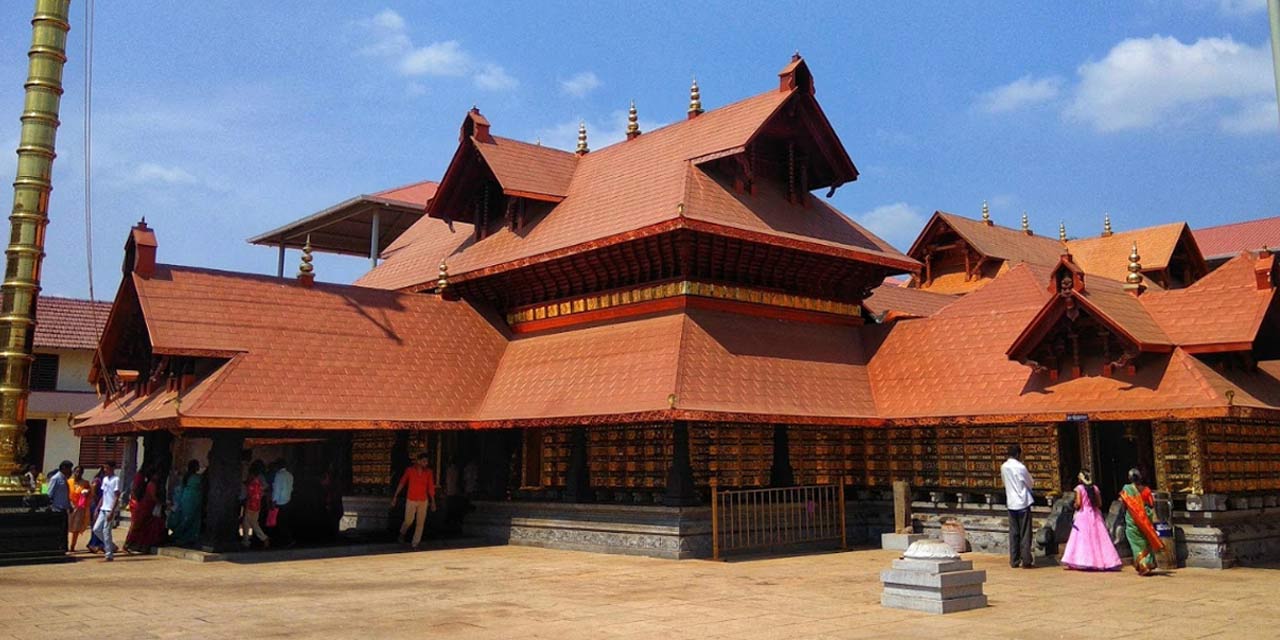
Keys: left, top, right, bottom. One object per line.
{"left": 266, "top": 506, "right": 279, "bottom": 527}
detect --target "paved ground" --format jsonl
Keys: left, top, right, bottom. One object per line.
{"left": 0, "top": 543, "right": 1275, "bottom": 639}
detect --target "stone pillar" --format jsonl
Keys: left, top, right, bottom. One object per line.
{"left": 893, "top": 480, "right": 913, "bottom": 534}
{"left": 120, "top": 436, "right": 140, "bottom": 498}
{"left": 769, "top": 425, "right": 795, "bottom": 487}
{"left": 562, "top": 427, "right": 590, "bottom": 503}
{"left": 664, "top": 423, "right": 698, "bottom": 506}
{"left": 201, "top": 431, "right": 244, "bottom": 552}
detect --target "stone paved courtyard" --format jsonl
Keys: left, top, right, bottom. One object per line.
{"left": 0, "top": 545, "right": 1275, "bottom": 639}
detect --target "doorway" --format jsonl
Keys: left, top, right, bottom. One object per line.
{"left": 1091, "top": 421, "right": 1154, "bottom": 509}
{"left": 22, "top": 419, "right": 47, "bottom": 473}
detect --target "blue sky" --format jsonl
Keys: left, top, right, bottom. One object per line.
{"left": 0, "top": 1, "right": 1277, "bottom": 298}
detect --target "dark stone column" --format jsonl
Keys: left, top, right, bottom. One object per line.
{"left": 562, "top": 427, "right": 590, "bottom": 503}
{"left": 664, "top": 423, "right": 698, "bottom": 506}
{"left": 388, "top": 430, "right": 410, "bottom": 532}
{"left": 770, "top": 425, "right": 795, "bottom": 487}
{"left": 201, "top": 431, "right": 244, "bottom": 552}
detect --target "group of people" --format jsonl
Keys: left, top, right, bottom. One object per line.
{"left": 45, "top": 459, "right": 124, "bottom": 560}
{"left": 240, "top": 458, "right": 295, "bottom": 549}
{"left": 1002, "top": 445, "right": 1166, "bottom": 575}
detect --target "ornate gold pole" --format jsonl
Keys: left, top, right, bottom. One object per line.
{"left": 0, "top": 0, "right": 72, "bottom": 494}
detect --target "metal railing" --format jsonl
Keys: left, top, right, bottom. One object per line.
{"left": 710, "top": 480, "right": 846, "bottom": 560}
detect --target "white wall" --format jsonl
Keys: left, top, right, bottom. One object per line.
{"left": 44, "top": 348, "right": 94, "bottom": 393}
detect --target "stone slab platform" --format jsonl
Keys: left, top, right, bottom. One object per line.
{"left": 881, "top": 591, "right": 989, "bottom": 614}
{"left": 880, "top": 532, "right": 928, "bottom": 550}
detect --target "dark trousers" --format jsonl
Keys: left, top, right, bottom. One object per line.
{"left": 1008, "top": 507, "right": 1033, "bottom": 567}
{"left": 271, "top": 503, "right": 292, "bottom": 546}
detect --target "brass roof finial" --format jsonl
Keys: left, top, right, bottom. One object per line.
{"left": 1021, "top": 211, "right": 1031, "bottom": 235}
{"left": 1059, "top": 221, "right": 1067, "bottom": 242}
{"left": 626, "top": 100, "right": 640, "bottom": 140}
{"left": 981, "top": 200, "right": 991, "bottom": 225}
{"left": 1126, "top": 241, "right": 1144, "bottom": 288}
{"left": 1103, "top": 212, "right": 1113, "bottom": 237}
{"left": 688, "top": 77, "right": 703, "bottom": 118}
{"left": 575, "top": 120, "right": 589, "bottom": 155}
{"left": 297, "top": 235, "right": 315, "bottom": 287}
{"left": 436, "top": 260, "right": 450, "bottom": 294}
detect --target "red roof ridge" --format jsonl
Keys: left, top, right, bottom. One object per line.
{"left": 1170, "top": 347, "right": 1235, "bottom": 404}
{"left": 371, "top": 179, "right": 439, "bottom": 201}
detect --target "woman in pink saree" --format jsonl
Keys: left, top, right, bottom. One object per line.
{"left": 1061, "top": 470, "right": 1122, "bottom": 571}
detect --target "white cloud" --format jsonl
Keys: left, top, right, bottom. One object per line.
{"left": 560, "top": 71, "right": 601, "bottom": 97}
{"left": 851, "top": 202, "right": 927, "bottom": 251}
{"left": 1065, "top": 35, "right": 1273, "bottom": 132}
{"left": 356, "top": 9, "right": 411, "bottom": 57}
{"left": 975, "top": 75, "right": 1063, "bottom": 113}
{"left": 125, "top": 163, "right": 199, "bottom": 186}
{"left": 355, "top": 9, "right": 515, "bottom": 90}
{"left": 400, "top": 40, "right": 469, "bottom": 77}
{"left": 474, "top": 64, "right": 518, "bottom": 91}
{"left": 1220, "top": 100, "right": 1280, "bottom": 134}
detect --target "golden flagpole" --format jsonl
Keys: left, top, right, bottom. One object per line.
{"left": 0, "top": 0, "right": 72, "bottom": 494}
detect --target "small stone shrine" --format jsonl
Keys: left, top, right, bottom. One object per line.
{"left": 880, "top": 540, "right": 987, "bottom": 614}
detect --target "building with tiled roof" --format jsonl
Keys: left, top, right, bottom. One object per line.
{"left": 76, "top": 57, "right": 1280, "bottom": 567}
{"left": 1193, "top": 214, "right": 1280, "bottom": 269}
{"left": 908, "top": 208, "right": 1208, "bottom": 294}
{"left": 25, "top": 296, "right": 120, "bottom": 480}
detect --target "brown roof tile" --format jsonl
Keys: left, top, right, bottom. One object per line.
{"left": 1194, "top": 215, "right": 1280, "bottom": 259}
{"left": 34, "top": 296, "right": 112, "bottom": 350}
{"left": 475, "top": 136, "right": 577, "bottom": 199}
{"left": 1066, "top": 222, "right": 1194, "bottom": 282}
{"left": 355, "top": 217, "right": 472, "bottom": 290}
{"left": 372, "top": 180, "right": 438, "bottom": 206}
{"left": 862, "top": 285, "right": 957, "bottom": 321}
{"left": 926, "top": 212, "right": 1065, "bottom": 266}
{"left": 1142, "top": 252, "right": 1276, "bottom": 349}
{"left": 868, "top": 264, "right": 1231, "bottom": 418}
{"left": 132, "top": 265, "right": 508, "bottom": 422}
{"left": 675, "top": 308, "right": 877, "bottom": 418}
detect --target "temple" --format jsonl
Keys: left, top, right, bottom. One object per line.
{"left": 74, "top": 56, "right": 1280, "bottom": 567}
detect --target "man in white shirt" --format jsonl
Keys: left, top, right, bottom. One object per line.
{"left": 269, "top": 459, "right": 294, "bottom": 548}
{"left": 92, "top": 461, "right": 122, "bottom": 561}
{"left": 1000, "top": 445, "right": 1035, "bottom": 568}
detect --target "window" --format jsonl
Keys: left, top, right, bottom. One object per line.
{"left": 30, "top": 353, "right": 59, "bottom": 391}
{"left": 78, "top": 436, "right": 126, "bottom": 470}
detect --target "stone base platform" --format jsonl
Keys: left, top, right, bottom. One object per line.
{"left": 881, "top": 556, "right": 988, "bottom": 614}
{"left": 469, "top": 501, "right": 712, "bottom": 559}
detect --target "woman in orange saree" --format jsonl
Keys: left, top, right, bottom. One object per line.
{"left": 1120, "top": 468, "right": 1163, "bottom": 576}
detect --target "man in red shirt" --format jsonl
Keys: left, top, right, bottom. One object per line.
{"left": 393, "top": 453, "right": 437, "bottom": 549}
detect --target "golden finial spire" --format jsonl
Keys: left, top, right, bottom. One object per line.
{"left": 1059, "top": 221, "right": 1067, "bottom": 242}
{"left": 297, "top": 235, "right": 315, "bottom": 287}
{"left": 575, "top": 120, "right": 588, "bottom": 155}
{"left": 436, "top": 260, "right": 449, "bottom": 294}
{"left": 1125, "top": 241, "right": 1144, "bottom": 291}
{"left": 981, "top": 200, "right": 991, "bottom": 225}
{"left": 626, "top": 100, "right": 640, "bottom": 140}
{"left": 1021, "top": 211, "right": 1030, "bottom": 234}
{"left": 688, "top": 77, "right": 703, "bottom": 118}
{"left": 1103, "top": 212, "right": 1113, "bottom": 237}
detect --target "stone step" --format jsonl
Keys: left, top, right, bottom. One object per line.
{"left": 880, "top": 568, "right": 986, "bottom": 588}
{"left": 882, "top": 582, "right": 985, "bottom": 601}
{"left": 891, "top": 558, "right": 973, "bottom": 573}
{"left": 881, "top": 592, "right": 988, "bottom": 615}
